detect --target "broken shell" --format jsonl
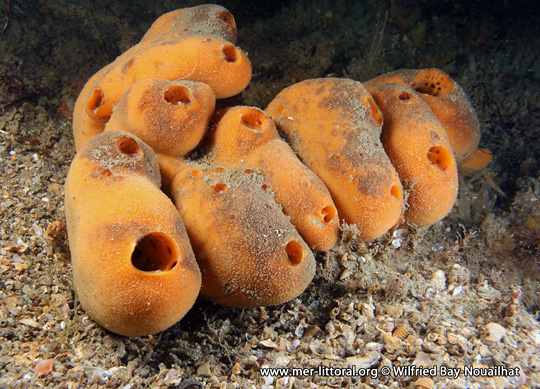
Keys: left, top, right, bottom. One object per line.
{"left": 393, "top": 326, "right": 409, "bottom": 340}
{"left": 360, "top": 302, "right": 375, "bottom": 319}
{"left": 412, "top": 377, "right": 434, "bottom": 389}
{"left": 381, "top": 331, "right": 402, "bottom": 353}
{"left": 483, "top": 322, "right": 506, "bottom": 342}
{"left": 260, "top": 339, "right": 279, "bottom": 349}
{"left": 430, "top": 269, "right": 446, "bottom": 291}
{"left": 231, "top": 362, "right": 242, "bottom": 375}
{"left": 427, "top": 332, "right": 439, "bottom": 342}
{"left": 35, "top": 359, "right": 54, "bottom": 377}
{"left": 346, "top": 351, "right": 380, "bottom": 369}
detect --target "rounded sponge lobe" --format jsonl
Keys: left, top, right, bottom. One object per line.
{"left": 105, "top": 79, "right": 215, "bottom": 157}
{"left": 266, "top": 78, "right": 403, "bottom": 242}
{"left": 159, "top": 156, "right": 316, "bottom": 308}
{"left": 369, "top": 68, "right": 480, "bottom": 162}
{"left": 65, "top": 131, "right": 201, "bottom": 336}
{"left": 206, "top": 106, "right": 339, "bottom": 251}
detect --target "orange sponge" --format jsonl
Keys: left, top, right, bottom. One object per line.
{"left": 458, "top": 147, "right": 492, "bottom": 175}
{"left": 366, "top": 82, "right": 458, "bottom": 226}
{"left": 266, "top": 78, "right": 403, "bottom": 242}
{"left": 105, "top": 79, "right": 215, "bottom": 157}
{"left": 140, "top": 4, "right": 238, "bottom": 45}
{"left": 73, "top": 27, "right": 251, "bottom": 150}
{"left": 368, "top": 68, "right": 480, "bottom": 162}
{"left": 65, "top": 131, "right": 201, "bottom": 336}
{"left": 206, "top": 106, "right": 339, "bottom": 251}
{"left": 159, "top": 155, "right": 316, "bottom": 308}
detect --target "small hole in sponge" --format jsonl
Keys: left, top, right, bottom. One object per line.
{"left": 427, "top": 146, "right": 453, "bottom": 171}
{"left": 87, "top": 89, "right": 103, "bottom": 112}
{"left": 217, "top": 11, "right": 236, "bottom": 30}
{"left": 274, "top": 105, "right": 285, "bottom": 116}
{"left": 240, "top": 108, "right": 266, "bottom": 130}
{"left": 102, "top": 169, "right": 112, "bottom": 177}
{"left": 285, "top": 240, "right": 303, "bottom": 265}
{"left": 191, "top": 170, "right": 199, "bottom": 177}
{"left": 131, "top": 232, "right": 178, "bottom": 272}
{"left": 164, "top": 85, "right": 191, "bottom": 104}
{"left": 222, "top": 43, "right": 240, "bottom": 62}
{"left": 116, "top": 137, "right": 142, "bottom": 156}
{"left": 321, "top": 205, "right": 336, "bottom": 223}
{"left": 213, "top": 183, "right": 228, "bottom": 193}
{"left": 390, "top": 185, "right": 401, "bottom": 199}
{"left": 398, "top": 91, "right": 413, "bottom": 101}
{"left": 215, "top": 167, "right": 225, "bottom": 173}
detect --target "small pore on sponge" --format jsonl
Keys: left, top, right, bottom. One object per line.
{"left": 427, "top": 146, "right": 454, "bottom": 171}
{"left": 240, "top": 107, "right": 267, "bottom": 130}
{"left": 222, "top": 43, "right": 241, "bottom": 63}
{"left": 116, "top": 136, "right": 144, "bottom": 157}
{"left": 285, "top": 240, "right": 304, "bottom": 265}
{"left": 131, "top": 232, "right": 179, "bottom": 272}
{"left": 87, "top": 89, "right": 105, "bottom": 115}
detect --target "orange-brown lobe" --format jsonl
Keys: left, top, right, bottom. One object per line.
{"left": 65, "top": 131, "right": 201, "bottom": 336}
{"left": 105, "top": 79, "right": 215, "bottom": 157}
{"left": 366, "top": 82, "right": 459, "bottom": 226}
{"left": 205, "top": 106, "right": 340, "bottom": 251}
{"left": 369, "top": 68, "right": 481, "bottom": 162}
{"left": 73, "top": 11, "right": 251, "bottom": 151}
{"left": 458, "top": 147, "right": 492, "bottom": 175}
{"left": 266, "top": 78, "right": 403, "bottom": 242}
{"left": 140, "top": 4, "right": 238, "bottom": 44}
{"left": 159, "top": 156, "right": 316, "bottom": 307}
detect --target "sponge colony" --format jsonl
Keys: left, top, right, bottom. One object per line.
{"left": 366, "top": 82, "right": 459, "bottom": 226}
{"left": 206, "top": 106, "right": 340, "bottom": 251}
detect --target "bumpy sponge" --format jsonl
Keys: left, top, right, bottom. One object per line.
{"left": 368, "top": 68, "right": 480, "bottom": 162}
{"left": 105, "top": 78, "right": 215, "bottom": 157}
{"left": 366, "top": 82, "right": 459, "bottom": 226}
{"left": 72, "top": 4, "right": 251, "bottom": 151}
{"left": 266, "top": 78, "right": 404, "bottom": 242}
{"left": 206, "top": 106, "right": 339, "bottom": 251}
{"left": 158, "top": 155, "right": 316, "bottom": 308}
